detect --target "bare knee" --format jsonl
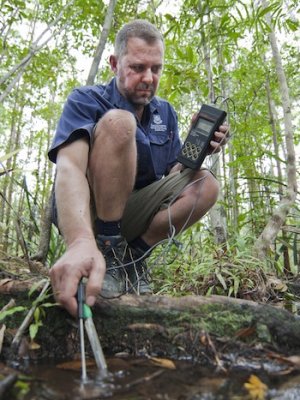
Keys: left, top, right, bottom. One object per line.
{"left": 94, "top": 109, "right": 136, "bottom": 146}
{"left": 187, "top": 169, "right": 219, "bottom": 206}
{"left": 202, "top": 170, "right": 219, "bottom": 201}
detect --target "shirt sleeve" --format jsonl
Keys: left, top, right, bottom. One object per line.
{"left": 48, "top": 87, "right": 108, "bottom": 163}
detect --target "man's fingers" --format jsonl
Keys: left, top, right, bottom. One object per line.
{"left": 51, "top": 278, "right": 79, "bottom": 317}
{"left": 58, "top": 295, "right": 78, "bottom": 317}
{"left": 219, "top": 124, "right": 229, "bottom": 133}
{"left": 211, "top": 127, "right": 229, "bottom": 150}
{"left": 85, "top": 258, "right": 105, "bottom": 306}
{"left": 50, "top": 263, "right": 81, "bottom": 317}
{"left": 49, "top": 242, "right": 106, "bottom": 316}
{"left": 209, "top": 140, "right": 222, "bottom": 153}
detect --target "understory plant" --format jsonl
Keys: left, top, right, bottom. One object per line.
{"left": 150, "top": 225, "right": 292, "bottom": 302}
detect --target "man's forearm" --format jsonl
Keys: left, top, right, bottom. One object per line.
{"left": 55, "top": 166, "right": 95, "bottom": 247}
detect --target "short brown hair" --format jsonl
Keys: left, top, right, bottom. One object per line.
{"left": 115, "top": 20, "right": 164, "bottom": 58}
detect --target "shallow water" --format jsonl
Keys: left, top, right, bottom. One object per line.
{"left": 5, "top": 355, "right": 300, "bottom": 400}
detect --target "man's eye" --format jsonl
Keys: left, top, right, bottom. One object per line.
{"left": 151, "top": 66, "right": 162, "bottom": 74}
{"left": 131, "top": 65, "right": 144, "bottom": 73}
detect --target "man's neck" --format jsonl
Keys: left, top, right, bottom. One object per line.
{"left": 135, "top": 106, "right": 144, "bottom": 121}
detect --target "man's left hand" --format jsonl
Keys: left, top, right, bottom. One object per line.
{"left": 208, "top": 124, "right": 230, "bottom": 154}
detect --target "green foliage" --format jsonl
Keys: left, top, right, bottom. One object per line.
{"left": 47, "top": 226, "right": 66, "bottom": 265}
{"left": 0, "top": 306, "right": 27, "bottom": 323}
{"left": 29, "top": 307, "right": 43, "bottom": 341}
{"left": 28, "top": 280, "right": 57, "bottom": 341}
{"left": 13, "top": 378, "right": 31, "bottom": 399}
{"left": 152, "top": 226, "right": 269, "bottom": 299}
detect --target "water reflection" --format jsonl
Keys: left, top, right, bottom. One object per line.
{"left": 3, "top": 355, "right": 300, "bottom": 399}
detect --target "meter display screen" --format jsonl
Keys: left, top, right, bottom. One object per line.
{"left": 195, "top": 118, "right": 214, "bottom": 134}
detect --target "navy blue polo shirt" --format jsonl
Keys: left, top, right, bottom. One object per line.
{"left": 48, "top": 78, "right": 182, "bottom": 189}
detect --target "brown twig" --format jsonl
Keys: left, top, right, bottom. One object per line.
{"left": 124, "top": 369, "right": 164, "bottom": 389}
{"left": 0, "top": 324, "right": 6, "bottom": 354}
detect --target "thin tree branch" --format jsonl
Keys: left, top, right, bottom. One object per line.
{"left": 86, "top": 0, "right": 118, "bottom": 85}
{"left": 0, "top": 0, "right": 75, "bottom": 87}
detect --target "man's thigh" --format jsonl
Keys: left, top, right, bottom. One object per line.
{"left": 121, "top": 168, "right": 196, "bottom": 242}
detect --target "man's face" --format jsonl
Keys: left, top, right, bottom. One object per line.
{"left": 110, "top": 37, "right": 164, "bottom": 107}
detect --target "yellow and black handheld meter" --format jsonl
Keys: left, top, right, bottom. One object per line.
{"left": 177, "top": 104, "right": 227, "bottom": 169}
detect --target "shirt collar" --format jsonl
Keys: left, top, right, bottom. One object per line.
{"left": 102, "top": 78, "right": 160, "bottom": 115}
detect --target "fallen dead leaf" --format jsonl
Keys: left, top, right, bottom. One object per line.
{"left": 0, "top": 279, "right": 13, "bottom": 286}
{"left": 149, "top": 357, "right": 176, "bottom": 370}
{"left": 244, "top": 374, "right": 268, "bottom": 400}
{"left": 234, "top": 326, "right": 256, "bottom": 338}
{"left": 56, "top": 359, "right": 95, "bottom": 371}
{"left": 285, "top": 355, "right": 300, "bottom": 367}
{"left": 268, "top": 277, "right": 288, "bottom": 292}
{"left": 267, "top": 351, "right": 300, "bottom": 369}
{"left": 29, "top": 340, "right": 40, "bottom": 350}
{"left": 127, "top": 323, "right": 166, "bottom": 333}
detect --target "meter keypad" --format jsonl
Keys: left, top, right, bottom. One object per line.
{"left": 181, "top": 141, "right": 202, "bottom": 161}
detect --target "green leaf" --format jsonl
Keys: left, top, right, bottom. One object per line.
{"left": 0, "top": 149, "right": 20, "bottom": 163}
{"left": 176, "top": 47, "right": 184, "bottom": 58}
{"left": 186, "top": 45, "right": 194, "bottom": 63}
{"left": 233, "top": 276, "right": 240, "bottom": 297}
{"left": 29, "top": 279, "right": 49, "bottom": 298}
{"left": 216, "top": 271, "right": 227, "bottom": 290}
{"left": 206, "top": 286, "right": 214, "bottom": 296}
{"left": 34, "top": 307, "right": 40, "bottom": 322}
{"left": 0, "top": 306, "right": 26, "bottom": 322}
{"left": 41, "top": 302, "right": 57, "bottom": 308}
{"left": 29, "top": 323, "right": 39, "bottom": 340}
{"left": 258, "top": 4, "right": 276, "bottom": 19}
{"left": 286, "top": 19, "right": 299, "bottom": 32}
{"left": 29, "top": 321, "right": 43, "bottom": 340}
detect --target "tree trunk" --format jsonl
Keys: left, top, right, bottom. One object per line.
{"left": 200, "top": 19, "right": 227, "bottom": 245}
{"left": 86, "top": 0, "right": 118, "bottom": 86}
{"left": 253, "top": 4, "right": 298, "bottom": 259}
{"left": 265, "top": 73, "right": 283, "bottom": 197}
{"left": 30, "top": 188, "right": 54, "bottom": 264}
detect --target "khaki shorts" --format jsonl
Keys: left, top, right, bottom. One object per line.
{"left": 121, "top": 168, "right": 198, "bottom": 242}
{"left": 52, "top": 168, "right": 209, "bottom": 242}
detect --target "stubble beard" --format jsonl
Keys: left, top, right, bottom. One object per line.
{"left": 122, "top": 84, "right": 155, "bottom": 107}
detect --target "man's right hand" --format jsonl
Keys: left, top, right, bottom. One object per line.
{"left": 50, "top": 237, "right": 106, "bottom": 317}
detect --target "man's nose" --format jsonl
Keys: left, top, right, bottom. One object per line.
{"left": 142, "top": 68, "right": 153, "bottom": 84}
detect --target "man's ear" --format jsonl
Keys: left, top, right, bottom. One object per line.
{"left": 109, "top": 55, "right": 118, "bottom": 73}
